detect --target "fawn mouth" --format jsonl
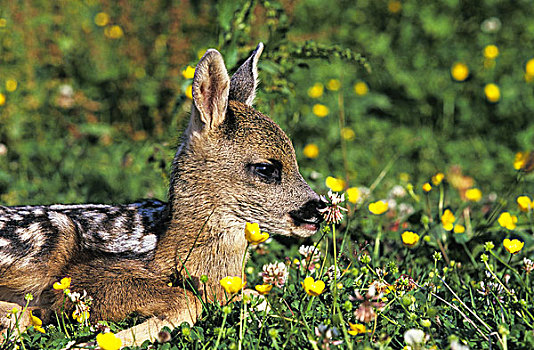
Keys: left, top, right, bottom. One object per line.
{"left": 291, "top": 217, "right": 321, "bottom": 233}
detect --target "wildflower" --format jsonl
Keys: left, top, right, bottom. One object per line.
{"left": 484, "top": 45, "right": 499, "bottom": 59}
{"left": 315, "top": 324, "right": 344, "bottom": 347}
{"left": 302, "top": 276, "right": 325, "bottom": 296}
{"left": 498, "top": 212, "right": 517, "bottom": 230}
{"left": 181, "top": 65, "right": 195, "bottom": 79}
{"left": 388, "top": 0, "right": 402, "bottom": 13}
{"left": 30, "top": 311, "right": 45, "bottom": 333}
{"left": 431, "top": 172, "right": 445, "bottom": 186}
{"left": 368, "top": 200, "right": 388, "bottom": 215}
{"left": 220, "top": 276, "right": 245, "bottom": 294}
{"left": 517, "top": 195, "right": 533, "bottom": 212}
{"left": 326, "top": 79, "right": 341, "bottom": 91}
{"left": 312, "top": 104, "right": 329, "bottom": 117}
{"left": 451, "top": 63, "right": 469, "bottom": 81}
{"left": 523, "top": 258, "right": 534, "bottom": 274}
{"left": 484, "top": 83, "right": 500, "bottom": 102}
{"left": 503, "top": 238, "right": 524, "bottom": 254}
{"left": 346, "top": 187, "right": 360, "bottom": 204}
{"left": 441, "top": 209, "right": 455, "bottom": 231}
{"left": 94, "top": 12, "right": 110, "bottom": 27}
{"left": 422, "top": 182, "right": 432, "bottom": 192}
{"left": 185, "top": 85, "right": 193, "bottom": 99}
{"left": 255, "top": 284, "right": 273, "bottom": 295}
{"left": 526, "top": 58, "right": 534, "bottom": 76}
{"left": 354, "top": 81, "right": 368, "bottom": 96}
{"left": 0, "top": 93, "right": 5, "bottom": 106}
{"left": 6, "top": 79, "right": 17, "bottom": 92}
{"left": 0, "top": 18, "right": 6, "bottom": 27}
{"left": 53, "top": 277, "right": 71, "bottom": 290}
{"left": 465, "top": 188, "right": 482, "bottom": 202}
{"left": 261, "top": 262, "right": 288, "bottom": 288}
{"left": 104, "top": 25, "right": 123, "bottom": 39}
{"left": 319, "top": 190, "right": 348, "bottom": 224}
{"left": 404, "top": 329, "right": 426, "bottom": 347}
{"left": 352, "top": 285, "right": 385, "bottom": 322}
{"left": 73, "top": 310, "right": 90, "bottom": 324}
{"left": 299, "top": 245, "right": 322, "bottom": 262}
{"left": 401, "top": 231, "right": 419, "bottom": 247}
{"left": 341, "top": 127, "right": 356, "bottom": 141}
{"left": 244, "top": 222, "right": 269, "bottom": 244}
{"left": 453, "top": 224, "right": 465, "bottom": 234}
{"left": 303, "top": 143, "right": 319, "bottom": 158}
{"left": 96, "top": 332, "right": 123, "bottom": 350}
{"left": 348, "top": 322, "right": 366, "bottom": 335}
{"left": 307, "top": 83, "right": 324, "bottom": 98}
{"left": 325, "top": 176, "right": 345, "bottom": 192}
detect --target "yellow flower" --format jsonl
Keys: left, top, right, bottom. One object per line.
{"left": 326, "top": 79, "right": 341, "bottom": 91}
{"left": 104, "top": 25, "right": 123, "bottom": 39}
{"left": 0, "top": 93, "right": 5, "bottom": 106}
{"left": 348, "top": 322, "right": 367, "bottom": 335}
{"left": 484, "top": 45, "right": 499, "bottom": 59}
{"left": 431, "top": 173, "right": 444, "bottom": 186}
{"left": 30, "top": 311, "right": 45, "bottom": 333}
{"left": 255, "top": 284, "right": 273, "bottom": 295}
{"left": 441, "top": 209, "right": 455, "bottom": 231}
{"left": 517, "top": 195, "right": 533, "bottom": 212}
{"left": 341, "top": 127, "right": 355, "bottom": 141}
{"left": 302, "top": 276, "right": 325, "bottom": 296}
{"left": 346, "top": 187, "right": 360, "bottom": 204}
{"left": 503, "top": 238, "right": 524, "bottom": 254}
{"left": 498, "top": 212, "right": 517, "bottom": 230}
{"left": 451, "top": 62, "right": 469, "bottom": 81}
{"left": 388, "top": 0, "right": 402, "bottom": 13}
{"left": 354, "top": 81, "right": 368, "bottom": 96}
{"left": 514, "top": 151, "right": 530, "bottom": 170}
{"left": 484, "top": 83, "right": 500, "bottom": 103}
{"left": 307, "top": 83, "right": 324, "bottom": 98}
{"left": 312, "top": 104, "right": 329, "bottom": 117}
{"left": 325, "top": 176, "right": 346, "bottom": 192}
{"left": 399, "top": 173, "right": 410, "bottom": 182}
{"left": 72, "top": 310, "right": 90, "bottom": 324}
{"left": 368, "top": 200, "right": 389, "bottom": 215}
{"left": 401, "top": 231, "right": 420, "bottom": 247}
{"left": 182, "top": 65, "right": 195, "bottom": 79}
{"left": 185, "top": 85, "right": 193, "bottom": 99}
{"left": 422, "top": 182, "right": 432, "bottom": 192}
{"left": 220, "top": 276, "right": 245, "bottom": 294}
{"left": 244, "top": 222, "right": 269, "bottom": 244}
{"left": 526, "top": 58, "right": 534, "bottom": 76}
{"left": 465, "top": 188, "right": 482, "bottom": 202}
{"left": 96, "top": 332, "right": 123, "bottom": 350}
{"left": 53, "top": 277, "right": 71, "bottom": 290}
{"left": 453, "top": 224, "right": 465, "bottom": 234}
{"left": 94, "top": 12, "right": 109, "bottom": 27}
{"left": 303, "top": 143, "right": 319, "bottom": 158}
{"left": 6, "top": 79, "right": 17, "bottom": 92}
{"left": 0, "top": 18, "right": 6, "bottom": 27}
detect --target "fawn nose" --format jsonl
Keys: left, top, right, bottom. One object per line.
{"left": 289, "top": 199, "right": 326, "bottom": 229}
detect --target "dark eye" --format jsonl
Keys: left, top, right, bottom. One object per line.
{"left": 247, "top": 160, "right": 282, "bottom": 184}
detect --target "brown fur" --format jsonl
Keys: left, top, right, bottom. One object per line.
{"left": 0, "top": 43, "right": 323, "bottom": 346}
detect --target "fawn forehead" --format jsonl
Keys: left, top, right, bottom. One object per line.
{"left": 225, "top": 101, "right": 296, "bottom": 166}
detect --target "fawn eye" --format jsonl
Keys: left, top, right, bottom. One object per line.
{"left": 247, "top": 161, "right": 282, "bottom": 184}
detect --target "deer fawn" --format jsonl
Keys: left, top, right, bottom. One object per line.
{"left": 0, "top": 43, "right": 324, "bottom": 346}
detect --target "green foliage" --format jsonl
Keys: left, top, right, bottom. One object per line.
{"left": 1, "top": 0, "right": 534, "bottom": 349}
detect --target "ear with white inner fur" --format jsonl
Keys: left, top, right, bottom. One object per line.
{"left": 228, "top": 43, "right": 264, "bottom": 106}
{"left": 191, "top": 49, "right": 230, "bottom": 132}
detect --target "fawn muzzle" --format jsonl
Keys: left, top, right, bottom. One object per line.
{"left": 289, "top": 199, "right": 325, "bottom": 231}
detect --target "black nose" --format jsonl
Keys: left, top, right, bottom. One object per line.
{"left": 289, "top": 199, "right": 325, "bottom": 227}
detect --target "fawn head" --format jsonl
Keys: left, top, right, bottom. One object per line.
{"left": 170, "top": 43, "right": 323, "bottom": 239}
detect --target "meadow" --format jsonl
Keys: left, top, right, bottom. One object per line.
{"left": 1, "top": 0, "right": 533, "bottom": 349}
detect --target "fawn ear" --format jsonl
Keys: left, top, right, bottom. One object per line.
{"left": 191, "top": 49, "right": 230, "bottom": 132}
{"left": 229, "top": 43, "right": 264, "bottom": 106}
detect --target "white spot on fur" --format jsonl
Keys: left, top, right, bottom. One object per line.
{"left": 0, "top": 237, "right": 9, "bottom": 247}
{"left": 18, "top": 223, "right": 45, "bottom": 249}
{"left": 0, "top": 221, "right": 5, "bottom": 230}
{"left": 48, "top": 211, "right": 73, "bottom": 232}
